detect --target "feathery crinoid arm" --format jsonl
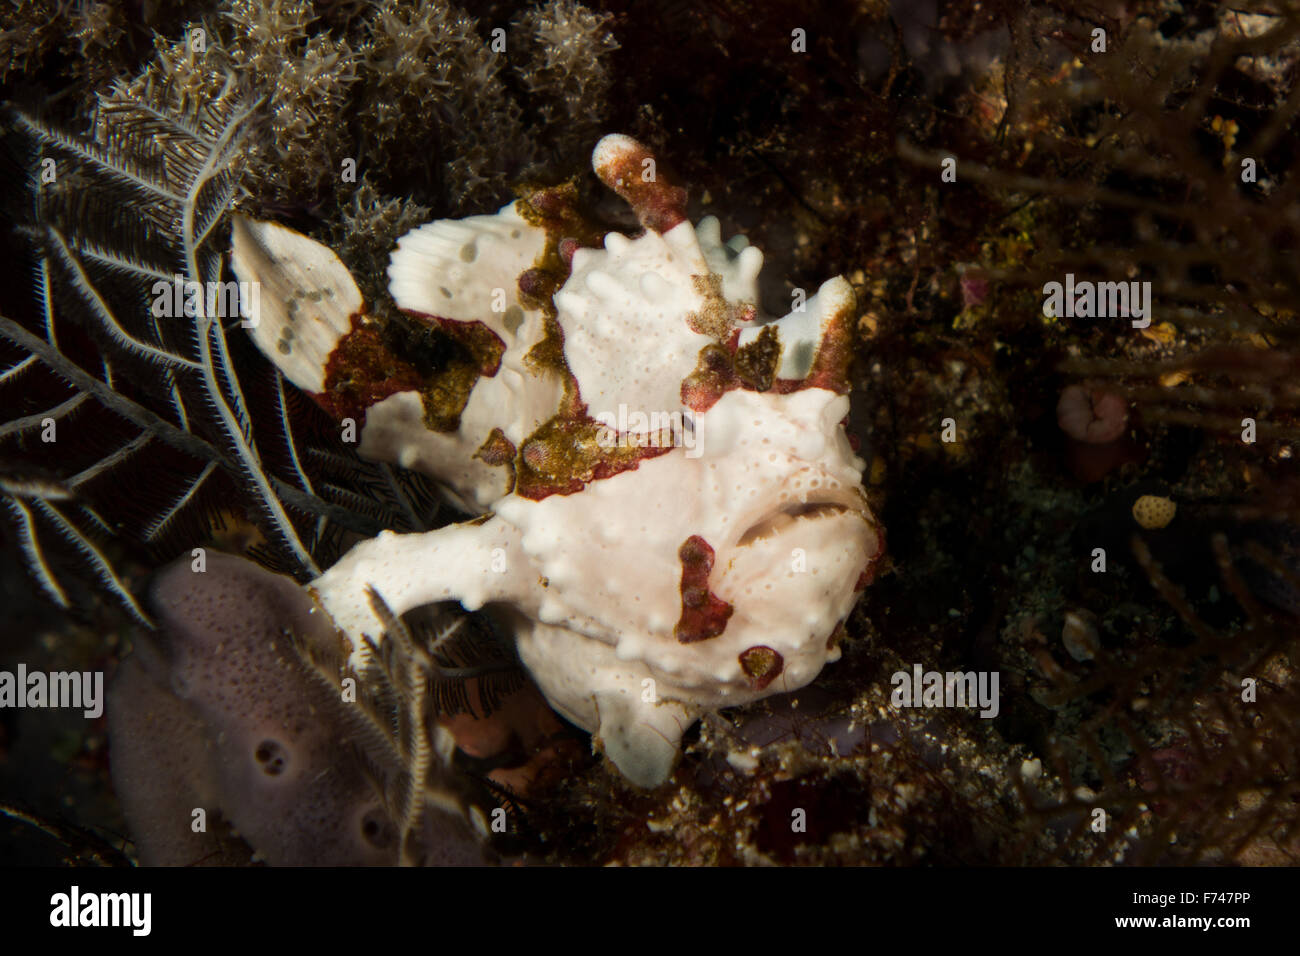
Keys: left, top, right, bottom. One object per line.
{"left": 0, "top": 79, "right": 439, "bottom": 623}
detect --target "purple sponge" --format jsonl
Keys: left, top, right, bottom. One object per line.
{"left": 108, "top": 551, "right": 488, "bottom": 866}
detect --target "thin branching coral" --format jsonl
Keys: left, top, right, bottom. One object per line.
{"left": 357, "top": 0, "right": 531, "bottom": 210}
{"left": 325, "top": 178, "right": 430, "bottom": 307}
{"left": 0, "top": 79, "right": 437, "bottom": 618}
{"left": 119, "top": 0, "right": 361, "bottom": 209}
{"left": 0, "top": 0, "right": 135, "bottom": 88}
{"left": 510, "top": 0, "right": 619, "bottom": 168}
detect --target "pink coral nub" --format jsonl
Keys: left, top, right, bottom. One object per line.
{"left": 1057, "top": 384, "right": 1129, "bottom": 444}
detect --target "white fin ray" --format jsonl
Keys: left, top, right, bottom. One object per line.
{"left": 387, "top": 203, "right": 547, "bottom": 341}
{"left": 231, "top": 216, "right": 360, "bottom": 394}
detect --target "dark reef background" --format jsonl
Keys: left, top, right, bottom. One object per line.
{"left": 1, "top": 0, "right": 1299, "bottom": 865}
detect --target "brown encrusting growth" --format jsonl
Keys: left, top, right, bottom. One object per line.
{"left": 674, "top": 535, "right": 734, "bottom": 644}
{"left": 680, "top": 297, "right": 853, "bottom": 413}
{"left": 732, "top": 326, "right": 781, "bottom": 392}
{"left": 473, "top": 428, "right": 517, "bottom": 468}
{"left": 409, "top": 315, "right": 506, "bottom": 378}
{"left": 592, "top": 134, "right": 688, "bottom": 233}
{"left": 740, "top": 646, "right": 785, "bottom": 690}
{"left": 681, "top": 343, "right": 740, "bottom": 413}
{"left": 686, "top": 274, "right": 755, "bottom": 338}
{"left": 317, "top": 309, "right": 508, "bottom": 434}
{"left": 318, "top": 315, "right": 427, "bottom": 425}
{"left": 513, "top": 414, "right": 673, "bottom": 500}
{"left": 514, "top": 182, "right": 602, "bottom": 417}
